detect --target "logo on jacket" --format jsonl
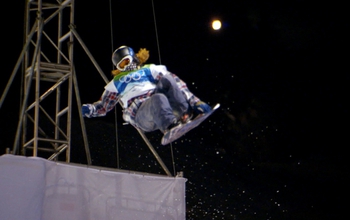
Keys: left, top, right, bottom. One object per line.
{"left": 119, "top": 71, "right": 146, "bottom": 83}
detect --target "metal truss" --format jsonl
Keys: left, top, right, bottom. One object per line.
{"left": 1, "top": 0, "right": 84, "bottom": 162}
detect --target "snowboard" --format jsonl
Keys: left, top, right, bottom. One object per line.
{"left": 161, "top": 103, "right": 220, "bottom": 145}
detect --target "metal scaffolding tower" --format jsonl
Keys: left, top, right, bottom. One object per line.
{"left": 0, "top": 0, "right": 173, "bottom": 176}
{"left": 0, "top": 0, "right": 93, "bottom": 163}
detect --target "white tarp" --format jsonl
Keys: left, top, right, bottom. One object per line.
{"left": 0, "top": 154, "right": 186, "bottom": 220}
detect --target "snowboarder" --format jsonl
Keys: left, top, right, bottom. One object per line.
{"left": 81, "top": 45, "right": 211, "bottom": 134}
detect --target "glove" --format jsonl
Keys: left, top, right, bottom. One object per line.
{"left": 193, "top": 101, "right": 211, "bottom": 114}
{"left": 82, "top": 104, "right": 92, "bottom": 117}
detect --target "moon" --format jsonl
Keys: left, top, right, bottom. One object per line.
{"left": 212, "top": 20, "right": 222, "bottom": 30}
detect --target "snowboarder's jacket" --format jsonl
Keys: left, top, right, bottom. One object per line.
{"left": 83, "top": 64, "right": 199, "bottom": 128}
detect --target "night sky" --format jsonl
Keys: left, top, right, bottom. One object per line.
{"left": 1, "top": 1, "right": 348, "bottom": 219}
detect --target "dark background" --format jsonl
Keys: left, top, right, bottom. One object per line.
{"left": 1, "top": 0, "right": 348, "bottom": 219}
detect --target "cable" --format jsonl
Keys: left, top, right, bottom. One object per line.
{"left": 151, "top": 0, "right": 162, "bottom": 65}
{"left": 109, "top": 0, "right": 120, "bottom": 169}
{"left": 151, "top": 0, "right": 176, "bottom": 176}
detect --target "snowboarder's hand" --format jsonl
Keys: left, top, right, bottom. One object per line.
{"left": 194, "top": 101, "right": 211, "bottom": 114}
{"left": 82, "top": 104, "right": 92, "bottom": 117}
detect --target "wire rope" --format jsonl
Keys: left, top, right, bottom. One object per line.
{"left": 108, "top": 0, "right": 120, "bottom": 169}
{"left": 151, "top": 0, "right": 177, "bottom": 176}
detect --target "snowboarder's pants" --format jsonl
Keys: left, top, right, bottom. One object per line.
{"left": 135, "top": 74, "right": 188, "bottom": 132}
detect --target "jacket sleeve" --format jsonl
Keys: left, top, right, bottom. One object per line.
{"left": 150, "top": 64, "right": 201, "bottom": 108}
{"left": 83, "top": 90, "right": 119, "bottom": 117}
{"left": 171, "top": 73, "right": 200, "bottom": 108}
